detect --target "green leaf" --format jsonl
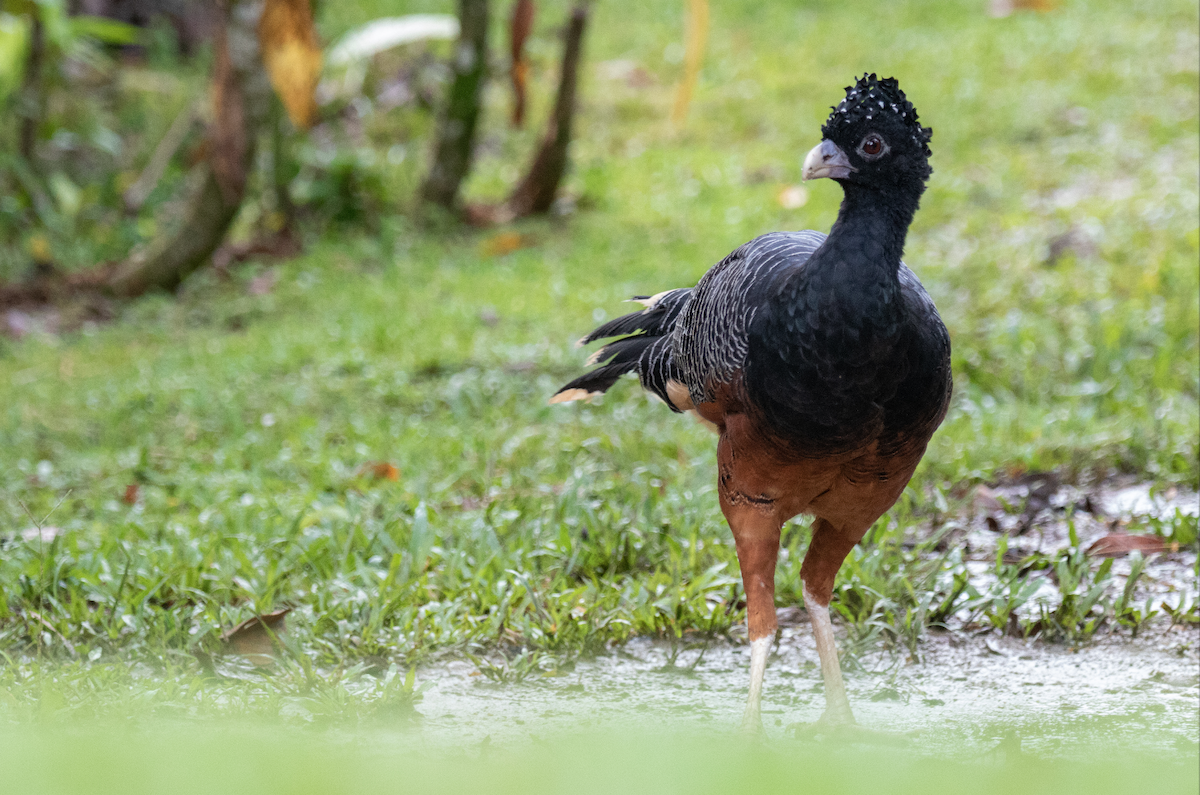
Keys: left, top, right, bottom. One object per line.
{"left": 1, "top": 1, "right": 37, "bottom": 16}
{"left": 0, "top": 12, "right": 27, "bottom": 103}
{"left": 68, "top": 15, "right": 139, "bottom": 45}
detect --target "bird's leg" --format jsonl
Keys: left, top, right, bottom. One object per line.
{"left": 803, "top": 583, "right": 853, "bottom": 725}
{"left": 724, "top": 502, "right": 781, "bottom": 734}
{"left": 794, "top": 525, "right": 919, "bottom": 746}
{"left": 799, "top": 518, "right": 862, "bottom": 727}
{"left": 744, "top": 634, "right": 772, "bottom": 732}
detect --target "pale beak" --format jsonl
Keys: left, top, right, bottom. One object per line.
{"left": 802, "top": 139, "right": 854, "bottom": 180}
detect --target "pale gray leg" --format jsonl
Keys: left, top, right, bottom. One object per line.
{"left": 804, "top": 584, "right": 854, "bottom": 724}
{"left": 741, "top": 635, "right": 771, "bottom": 733}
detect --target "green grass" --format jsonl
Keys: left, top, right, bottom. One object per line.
{"left": 0, "top": 0, "right": 1197, "bottom": 735}
{"left": 2, "top": 725, "right": 1198, "bottom": 795}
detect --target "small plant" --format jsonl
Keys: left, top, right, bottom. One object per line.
{"left": 1138, "top": 508, "right": 1199, "bottom": 549}
{"left": 1160, "top": 593, "right": 1199, "bottom": 627}
{"left": 960, "top": 534, "right": 1044, "bottom": 634}
{"left": 1032, "top": 520, "right": 1114, "bottom": 642}
{"left": 1112, "top": 552, "right": 1158, "bottom": 637}
{"left": 468, "top": 648, "right": 547, "bottom": 684}
{"left": 370, "top": 663, "right": 427, "bottom": 717}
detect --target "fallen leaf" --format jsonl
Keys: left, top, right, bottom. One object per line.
{"left": 776, "top": 185, "right": 808, "bottom": 209}
{"left": 984, "top": 638, "right": 1012, "bottom": 657}
{"left": 359, "top": 461, "right": 401, "bottom": 481}
{"left": 1085, "top": 533, "right": 1177, "bottom": 558}
{"left": 122, "top": 484, "right": 139, "bottom": 505}
{"left": 221, "top": 608, "right": 291, "bottom": 666}
{"left": 258, "top": 0, "right": 322, "bottom": 129}
{"left": 481, "top": 231, "right": 528, "bottom": 257}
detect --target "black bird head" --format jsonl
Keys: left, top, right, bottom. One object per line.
{"left": 802, "top": 74, "right": 932, "bottom": 198}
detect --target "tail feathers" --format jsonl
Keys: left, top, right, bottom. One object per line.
{"left": 578, "top": 288, "right": 691, "bottom": 346}
{"left": 586, "top": 335, "right": 654, "bottom": 367}
{"left": 552, "top": 289, "right": 691, "bottom": 409}
{"left": 551, "top": 335, "right": 658, "bottom": 405}
{"left": 549, "top": 366, "right": 632, "bottom": 404}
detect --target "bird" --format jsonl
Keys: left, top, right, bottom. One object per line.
{"left": 550, "top": 74, "right": 952, "bottom": 733}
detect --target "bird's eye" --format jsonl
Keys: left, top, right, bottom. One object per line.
{"left": 860, "top": 135, "right": 884, "bottom": 157}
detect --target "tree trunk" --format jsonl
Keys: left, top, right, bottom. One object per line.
{"left": 502, "top": 2, "right": 587, "bottom": 217}
{"left": 508, "top": 0, "right": 534, "bottom": 128}
{"left": 18, "top": 11, "right": 45, "bottom": 163}
{"left": 107, "top": 0, "right": 272, "bottom": 297}
{"left": 419, "top": 0, "right": 490, "bottom": 211}
{"left": 467, "top": 2, "right": 588, "bottom": 225}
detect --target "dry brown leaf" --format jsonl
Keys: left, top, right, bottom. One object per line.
{"left": 1085, "top": 533, "right": 1177, "bottom": 558}
{"left": 122, "top": 484, "right": 139, "bottom": 505}
{"left": 481, "top": 231, "right": 528, "bottom": 257}
{"left": 359, "top": 461, "right": 401, "bottom": 482}
{"left": 221, "top": 608, "right": 291, "bottom": 666}
{"left": 258, "top": 0, "right": 322, "bottom": 129}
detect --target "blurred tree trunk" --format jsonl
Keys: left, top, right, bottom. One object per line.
{"left": 508, "top": 0, "right": 534, "bottom": 128}
{"left": 419, "top": 0, "right": 490, "bottom": 211}
{"left": 467, "top": 1, "right": 588, "bottom": 225}
{"left": 502, "top": 2, "right": 587, "bottom": 217}
{"left": 18, "top": 10, "right": 45, "bottom": 163}
{"left": 107, "top": 0, "right": 273, "bottom": 297}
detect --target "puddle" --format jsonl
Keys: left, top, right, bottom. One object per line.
{"left": 1100, "top": 484, "right": 1199, "bottom": 520}
{"left": 402, "top": 628, "right": 1199, "bottom": 756}
{"left": 389, "top": 479, "right": 1200, "bottom": 755}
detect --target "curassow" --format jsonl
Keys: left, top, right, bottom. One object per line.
{"left": 550, "top": 75, "right": 952, "bottom": 733}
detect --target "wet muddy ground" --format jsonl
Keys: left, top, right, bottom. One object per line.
{"left": 410, "top": 628, "right": 1198, "bottom": 756}
{"left": 403, "top": 481, "right": 1199, "bottom": 755}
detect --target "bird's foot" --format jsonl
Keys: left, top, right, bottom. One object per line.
{"left": 740, "top": 706, "right": 765, "bottom": 737}
{"left": 787, "top": 711, "right": 916, "bottom": 746}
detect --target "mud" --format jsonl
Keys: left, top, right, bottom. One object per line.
{"left": 403, "top": 628, "right": 1198, "bottom": 756}
{"left": 401, "top": 481, "right": 1198, "bottom": 755}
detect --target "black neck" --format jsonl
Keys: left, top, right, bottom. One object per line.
{"left": 766, "top": 181, "right": 923, "bottom": 337}
{"left": 822, "top": 181, "right": 920, "bottom": 277}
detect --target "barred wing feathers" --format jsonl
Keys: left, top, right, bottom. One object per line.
{"left": 551, "top": 230, "right": 828, "bottom": 411}
{"left": 672, "top": 231, "right": 826, "bottom": 405}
